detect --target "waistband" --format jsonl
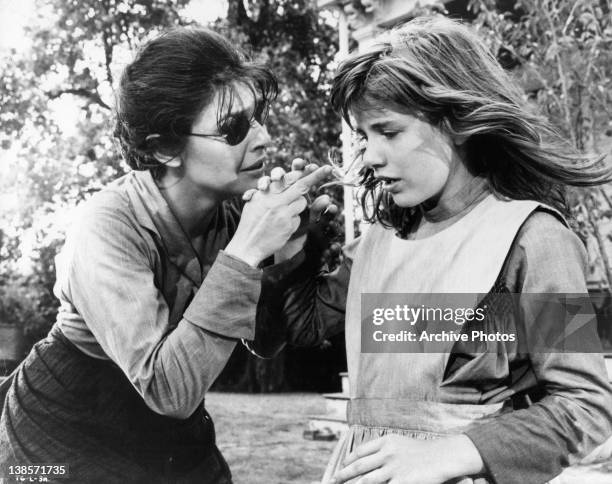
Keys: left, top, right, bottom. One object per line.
{"left": 348, "top": 398, "right": 510, "bottom": 434}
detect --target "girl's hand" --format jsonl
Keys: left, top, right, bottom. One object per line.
{"left": 225, "top": 164, "right": 331, "bottom": 267}
{"left": 332, "top": 434, "right": 485, "bottom": 484}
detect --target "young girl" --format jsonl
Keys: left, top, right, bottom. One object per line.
{"left": 266, "top": 16, "right": 612, "bottom": 484}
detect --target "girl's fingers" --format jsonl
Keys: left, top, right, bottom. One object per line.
{"left": 343, "top": 437, "right": 385, "bottom": 466}
{"left": 354, "top": 468, "right": 391, "bottom": 484}
{"left": 334, "top": 451, "right": 386, "bottom": 483}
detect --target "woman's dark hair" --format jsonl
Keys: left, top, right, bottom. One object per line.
{"left": 330, "top": 16, "right": 612, "bottom": 233}
{"left": 114, "top": 27, "right": 278, "bottom": 178}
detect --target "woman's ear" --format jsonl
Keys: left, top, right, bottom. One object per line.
{"left": 451, "top": 133, "right": 469, "bottom": 147}
{"left": 146, "top": 134, "right": 181, "bottom": 168}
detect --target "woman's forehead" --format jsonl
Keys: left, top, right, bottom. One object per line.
{"left": 193, "top": 83, "right": 258, "bottom": 130}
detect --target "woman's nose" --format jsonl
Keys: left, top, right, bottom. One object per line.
{"left": 253, "top": 121, "right": 272, "bottom": 147}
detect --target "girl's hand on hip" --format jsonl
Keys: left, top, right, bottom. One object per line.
{"left": 225, "top": 164, "right": 331, "bottom": 267}
{"left": 332, "top": 434, "right": 484, "bottom": 484}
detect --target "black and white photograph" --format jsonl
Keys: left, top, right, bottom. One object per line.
{"left": 1, "top": 0, "right": 612, "bottom": 483}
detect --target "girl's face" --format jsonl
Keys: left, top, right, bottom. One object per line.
{"left": 354, "top": 108, "right": 464, "bottom": 208}
{"left": 177, "top": 83, "right": 271, "bottom": 198}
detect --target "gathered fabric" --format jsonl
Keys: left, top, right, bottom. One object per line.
{"left": 0, "top": 324, "right": 231, "bottom": 484}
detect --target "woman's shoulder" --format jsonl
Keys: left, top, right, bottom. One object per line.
{"left": 500, "top": 206, "right": 588, "bottom": 292}
{"left": 75, "top": 173, "right": 137, "bottom": 227}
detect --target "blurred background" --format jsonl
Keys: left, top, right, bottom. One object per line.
{"left": 1, "top": 0, "right": 612, "bottom": 394}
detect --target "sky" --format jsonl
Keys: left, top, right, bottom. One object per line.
{"left": 0, "top": 0, "right": 229, "bottom": 52}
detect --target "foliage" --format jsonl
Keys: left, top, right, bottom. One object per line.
{"left": 0, "top": 0, "right": 343, "bottom": 389}
{"left": 0, "top": 0, "right": 192, "bottom": 346}
{"left": 469, "top": 0, "right": 612, "bottom": 287}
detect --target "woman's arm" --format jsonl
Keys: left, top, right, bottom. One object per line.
{"left": 59, "top": 201, "right": 262, "bottom": 420}
{"left": 244, "top": 231, "right": 358, "bottom": 358}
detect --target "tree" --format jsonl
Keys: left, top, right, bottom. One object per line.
{"left": 0, "top": 0, "right": 344, "bottom": 389}
{"left": 0, "top": 0, "right": 192, "bottom": 357}
{"left": 210, "top": 0, "right": 343, "bottom": 392}
{"left": 469, "top": 0, "right": 612, "bottom": 289}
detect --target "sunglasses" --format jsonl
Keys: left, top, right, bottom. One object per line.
{"left": 187, "top": 100, "right": 269, "bottom": 146}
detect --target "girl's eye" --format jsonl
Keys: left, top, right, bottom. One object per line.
{"left": 382, "top": 131, "right": 399, "bottom": 139}
{"left": 355, "top": 133, "right": 367, "bottom": 149}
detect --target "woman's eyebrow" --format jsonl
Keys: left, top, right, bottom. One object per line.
{"left": 219, "top": 99, "right": 259, "bottom": 123}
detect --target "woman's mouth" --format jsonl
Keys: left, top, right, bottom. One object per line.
{"left": 239, "top": 159, "right": 266, "bottom": 173}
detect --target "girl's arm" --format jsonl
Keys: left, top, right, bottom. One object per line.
{"left": 462, "top": 210, "right": 612, "bottom": 484}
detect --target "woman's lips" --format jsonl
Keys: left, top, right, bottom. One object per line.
{"left": 239, "top": 159, "right": 265, "bottom": 173}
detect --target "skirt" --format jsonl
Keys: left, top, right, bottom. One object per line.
{"left": 0, "top": 325, "right": 232, "bottom": 484}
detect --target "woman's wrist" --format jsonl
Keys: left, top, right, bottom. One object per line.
{"left": 224, "top": 241, "right": 263, "bottom": 268}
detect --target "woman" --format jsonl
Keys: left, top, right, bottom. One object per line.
{"left": 268, "top": 16, "right": 612, "bottom": 484}
{"left": 0, "top": 27, "right": 329, "bottom": 483}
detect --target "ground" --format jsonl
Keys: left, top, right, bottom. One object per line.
{"left": 206, "top": 392, "right": 337, "bottom": 484}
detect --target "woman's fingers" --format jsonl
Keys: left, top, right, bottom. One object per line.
{"left": 291, "top": 157, "right": 307, "bottom": 171}
{"left": 269, "top": 167, "right": 286, "bottom": 193}
{"left": 281, "top": 165, "right": 332, "bottom": 201}
{"left": 257, "top": 175, "right": 271, "bottom": 191}
{"left": 242, "top": 188, "right": 258, "bottom": 202}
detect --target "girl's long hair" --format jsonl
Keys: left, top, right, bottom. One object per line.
{"left": 330, "top": 16, "right": 611, "bottom": 234}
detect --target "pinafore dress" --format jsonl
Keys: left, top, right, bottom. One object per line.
{"left": 322, "top": 194, "right": 541, "bottom": 484}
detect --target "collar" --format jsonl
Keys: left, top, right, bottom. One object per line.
{"left": 122, "top": 170, "right": 209, "bottom": 286}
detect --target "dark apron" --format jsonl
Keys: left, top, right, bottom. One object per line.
{"left": 0, "top": 325, "right": 232, "bottom": 484}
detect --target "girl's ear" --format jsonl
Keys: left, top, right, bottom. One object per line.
{"left": 146, "top": 134, "right": 182, "bottom": 168}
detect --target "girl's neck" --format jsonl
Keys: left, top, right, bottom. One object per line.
{"left": 407, "top": 176, "right": 490, "bottom": 240}
{"left": 421, "top": 176, "right": 490, "bottom": 223}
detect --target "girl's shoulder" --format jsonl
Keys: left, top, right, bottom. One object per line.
{"left": 500, "top": 206, "right": 588, "bottom": 292}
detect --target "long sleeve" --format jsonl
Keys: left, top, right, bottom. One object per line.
{"left": 464, "top": 210, "right": 612, "bottom": 484}
{"left": 245, "top": 234, "right": 359, "bottom": 358}
{"left": 58, "top": 202, "right": 262, "bottom": 420}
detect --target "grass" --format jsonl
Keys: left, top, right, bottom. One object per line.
{"left": 206, "top": 392, "right": 337, "bottom": 484}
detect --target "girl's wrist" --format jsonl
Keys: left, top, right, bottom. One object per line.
{"left": 435, "top": 434, "right": 486, "bottom": 481}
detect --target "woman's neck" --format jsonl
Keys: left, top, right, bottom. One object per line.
{"left": 155, "top": 173, "right": 219, "bottom": 239}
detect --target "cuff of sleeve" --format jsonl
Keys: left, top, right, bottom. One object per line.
{"left": 183, "top": 250, "right": 262, "bottom": 340}
{"left": 263, "top": 250, "right": 306, "bottom": 285}
{"left": 464, "top": 421, "right": 558, "bottom": 484}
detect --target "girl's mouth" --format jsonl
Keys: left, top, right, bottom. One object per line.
{"left": 377, "top": 176, "right": 401, "bottom": 185}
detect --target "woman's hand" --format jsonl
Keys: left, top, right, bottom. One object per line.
{"left": 261, "top": 159, "right": 338, "bottom": 263}
{"left": 332, "top": 434, "right": 485, "bottom": 484}
{"left": 224, "top": 163, "right": 331, "bottom": 267}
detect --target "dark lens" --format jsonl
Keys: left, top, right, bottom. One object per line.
{"left": 219, "top": 113, "right": 251, "bottom": 146}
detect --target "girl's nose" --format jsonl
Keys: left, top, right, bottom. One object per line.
{"left": 362, "top": 143, "right": 386, "bottom": 170}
